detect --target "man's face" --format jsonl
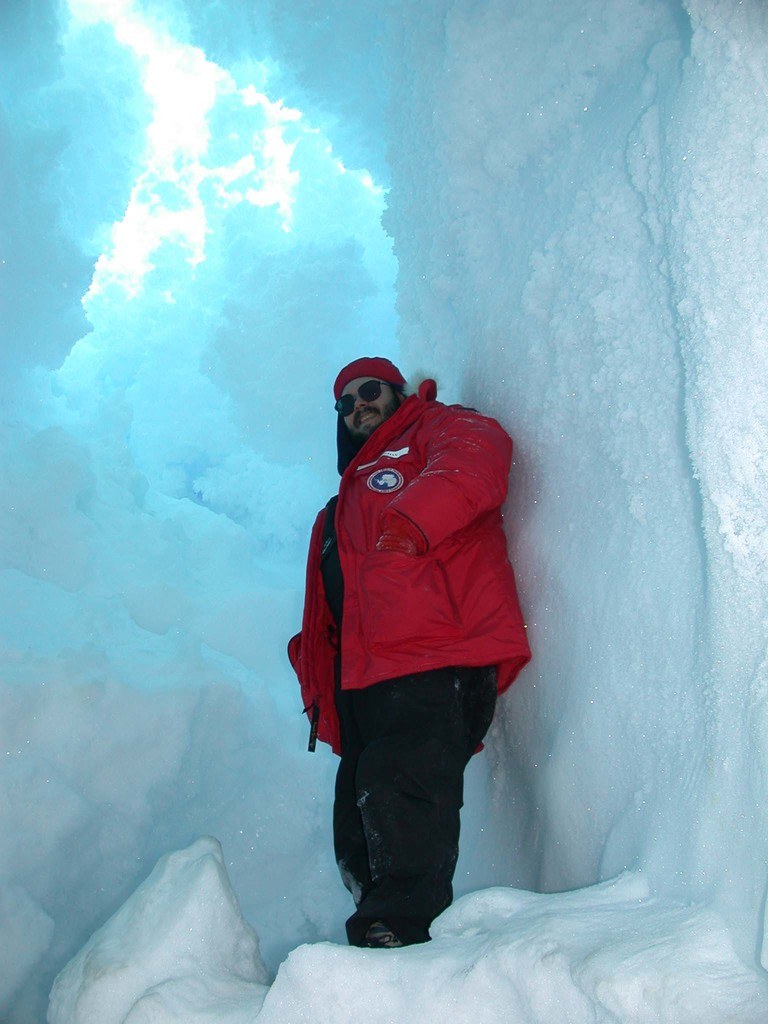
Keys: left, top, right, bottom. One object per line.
{"left": 342, "top": 377, "right": 403, "bottom": 440}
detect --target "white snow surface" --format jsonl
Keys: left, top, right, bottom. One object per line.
{"left": 0, "top": 0, "right": 767, "bottom": 1021}
{"left": 48, "top": 838, "right": 269, "bottom": 1024}
{"left": 261, "top": 876, "right": 768, "bottom": 1024}
{"left": 51, "top": 845, "right": 768, "bottom": 1024}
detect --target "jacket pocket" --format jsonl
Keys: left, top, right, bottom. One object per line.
{"left": 359, "top": 550, "right": 464, "bottom": 651}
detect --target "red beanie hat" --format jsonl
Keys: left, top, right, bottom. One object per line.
{"left": 333, "top": 357, "right": 406, "bottom": 400}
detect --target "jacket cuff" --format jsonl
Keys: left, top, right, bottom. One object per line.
{"left": 379, "top": 510, "right": 429, "bottom": 555}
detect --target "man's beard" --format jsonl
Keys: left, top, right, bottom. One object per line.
{"left": 346, "top": 392, "right": 402, "bottom": 441}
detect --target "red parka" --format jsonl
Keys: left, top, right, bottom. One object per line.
{"left": 288, "top": 381, "right": 531, "bottom": 754}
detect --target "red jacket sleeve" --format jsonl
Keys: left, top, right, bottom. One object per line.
{"left": 381, "top": 406, "right": 512, "bottom": 551}
{"left": 287, "top": 632, "right": 301, "bottom": 673}
{"left": 287, "top": 508, "right": 341, "bottom": 752}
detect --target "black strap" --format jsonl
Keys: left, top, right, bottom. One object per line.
{"left": 308, "top": 703, "right": 319, "bottom": 752}
{"left": 321, "top": 495, "right": 339, "bottom": 560}
{"left": 308, "top": 497, "right": 342, "bottom": 754}
{"left": 320, "top": 495, "right": 344, "bottom": 627}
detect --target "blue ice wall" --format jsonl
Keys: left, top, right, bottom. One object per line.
{"left": 1, "top": 1, "right": 396, "bottom": 1018}
{"left": 2, "top": 0, "right": 768, "bottom": 1019}
{"left": 384, "top": 0, "right": 768, "bottom": 961}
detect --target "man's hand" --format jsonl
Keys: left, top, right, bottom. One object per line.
{"left": 376, "top": 513, "right": 427, "bottom": 556}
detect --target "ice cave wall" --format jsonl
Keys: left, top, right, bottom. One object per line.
{"left": 2, "top": 0, "right": 768, "bottom": 1017}
{"left": 35, "top": 0, "right": 765, "bottom": 960}
{"left": 381, "top": 0, "right": 768, "bottom": 958}
{"left": 1, "top": 0, "right": 398, "bottom": 1016}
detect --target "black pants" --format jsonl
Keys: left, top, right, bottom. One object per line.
{"left": 333, "top": 665, "right": 497, "bottom": 946}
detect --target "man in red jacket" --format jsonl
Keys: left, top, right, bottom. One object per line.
{"left": 288, "top": 356, "right": 530, "bottom": 949}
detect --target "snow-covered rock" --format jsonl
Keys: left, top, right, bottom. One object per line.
{"left": 48, "top": 837, "right": 268, "bottom": 1024}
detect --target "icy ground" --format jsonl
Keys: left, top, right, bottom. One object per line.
{"left": 49, "top": 839, "right": 768, "bottom": 1024}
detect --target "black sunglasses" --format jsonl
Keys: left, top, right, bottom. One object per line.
{"left": 334, "top": 380, "right": 399, "bottom": 416}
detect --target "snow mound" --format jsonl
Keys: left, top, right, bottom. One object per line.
{"left": 258, "top": 874, "right": 768, "bottom": 1024}
{"left": 48, "top": 837, "right": 269, "bottom": 1024}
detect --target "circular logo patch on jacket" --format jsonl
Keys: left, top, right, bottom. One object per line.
{"left": 367, "top": 469, "right": 405, "bottom": 493}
